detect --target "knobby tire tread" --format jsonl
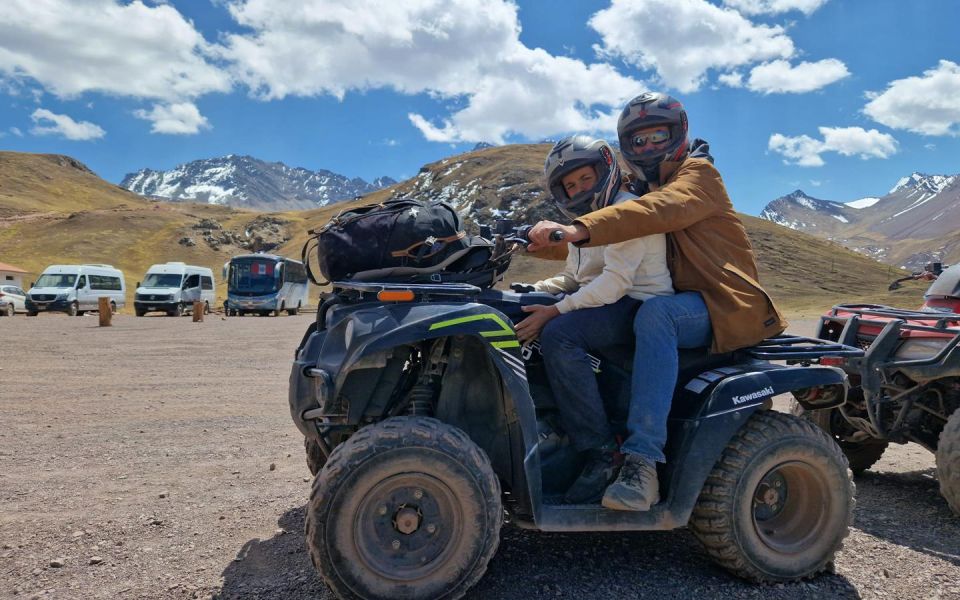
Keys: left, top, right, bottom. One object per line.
{"left": 689, "top": 410, "right": 855, "bottom": 582}
{"left": 305, "top": 416, "right": 502, "bottom": 600}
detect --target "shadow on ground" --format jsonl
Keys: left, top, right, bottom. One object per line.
{"left": 852, "top": 466, "right": 960, "bottom": 567}
{"left": 218, "top": 505, "right": 860, "bottom": 600}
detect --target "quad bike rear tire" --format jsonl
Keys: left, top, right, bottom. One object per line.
{"left": 936, "top": 409, "right": 960, "bottom": 516}
{"left": 791, "top": 399, "right": 887, "bottom": 474}
{"left": 690, "top": 410, "right": 854, "bottom": 582}
{"left": 306, "top": 416, "right": 502, "bottom": 600}
{"left": 304, "top": 436, "right": 327, "bottom": 476}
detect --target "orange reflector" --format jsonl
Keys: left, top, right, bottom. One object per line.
{"left": 377, "top": 290, "right": 415, "bottom": 302}
{"left": 821, "top": 357, "right": 846, "bottom": 366}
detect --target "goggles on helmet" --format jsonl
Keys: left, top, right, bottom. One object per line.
{"left": 630, "top": 128, "right": 671, "bottom": 150}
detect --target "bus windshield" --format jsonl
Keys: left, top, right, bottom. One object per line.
{"left": 229, "top": 259, "right": 280, "bottom": 294}
{"left": 142, "top": 273, "right": 183, "bottom": 288}
{"left": 34, "top": 274, "right": 77, "bottom": 288}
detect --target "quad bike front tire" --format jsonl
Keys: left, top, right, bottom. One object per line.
{"left": 306, "top": 416, "right": 502, "bottom": 600}
{"left": 304, "top": 436, "right": 327, "bottom": 476}
{"left": 791, "top": 399, "right": 887, "bottom": 474}
{"left": 690, "top": 410, "right": 854, "bottom": 582}
{"left": 936, "top": 408, "right": 960, "bottom": 515}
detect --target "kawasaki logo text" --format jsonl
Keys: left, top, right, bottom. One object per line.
{"left": 731, "top": 386, "right": 774, "bottom": 405}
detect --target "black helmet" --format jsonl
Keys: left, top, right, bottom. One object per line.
{"left": 543, "top": 135, "right": 622, "bottom": 219}
{"left": 617, "top": 92, "right": 689, "bottom": 183}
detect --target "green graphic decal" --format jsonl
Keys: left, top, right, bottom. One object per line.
{"left": 428, "top": 313, "right": 516, "bottom": 339}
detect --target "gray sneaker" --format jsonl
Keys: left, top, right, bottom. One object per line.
{"left": 601, "top": 454, "right": 660, "bottom": 511}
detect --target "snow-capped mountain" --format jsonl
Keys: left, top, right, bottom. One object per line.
{"left": 760, "top": 172, "right": 960, "bottom": 269}
{"left": 120, "top": 155, "right": 397, "bottom": 211}
{"left": 759, "top": 190, "right": 855, "bottom": 232}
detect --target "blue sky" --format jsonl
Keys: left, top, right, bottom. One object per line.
{"left": 1, "top": 0, "right": 958, "bottom": 216}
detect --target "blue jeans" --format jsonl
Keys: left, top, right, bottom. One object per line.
{"left": 623, "top": 292, "right": 712, "bottom": 462}
{"left": 540, "top": 296, "right": 642, "bottom": 452}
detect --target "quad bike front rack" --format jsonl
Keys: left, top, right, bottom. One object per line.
{"left": 820, "top": 303, "right": 960, "bottom": 440}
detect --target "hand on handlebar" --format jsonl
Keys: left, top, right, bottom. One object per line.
{"left": 526, "top": 221, "right": 588, "bottom": 252}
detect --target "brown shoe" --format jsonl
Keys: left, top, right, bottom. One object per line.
{"left": 601, "top": 454, "right": 660, "bottom": 511}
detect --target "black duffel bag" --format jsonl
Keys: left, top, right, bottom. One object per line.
{"left": 304, "top": 198, "right": 474, "bottom": 284}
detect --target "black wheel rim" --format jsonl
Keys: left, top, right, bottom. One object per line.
{"left": 751, "top": 460, "right": 830, "bottom": 553}
{"left": 353, "top": 472, "right": 462, "bottom": 582}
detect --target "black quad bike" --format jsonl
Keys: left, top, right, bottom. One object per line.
{"left": 796, "top": 264, "right": 960, "bottom": 515}
{"left": 289, "top": 227, "right": 862, "bottom": 600}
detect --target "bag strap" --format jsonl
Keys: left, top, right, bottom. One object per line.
{"left": 302, "top": 236, "right": 329, "bottom": 286}
{"left": 389, "top": 231, "right": 467, "bottom": 260}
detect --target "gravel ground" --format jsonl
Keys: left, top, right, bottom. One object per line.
{"left": 1, "top": 314, "right": 958, "bottom": 600}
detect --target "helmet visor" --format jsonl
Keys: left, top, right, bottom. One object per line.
{"left": 629, "top": 128, "right": 671, "bottom": 152}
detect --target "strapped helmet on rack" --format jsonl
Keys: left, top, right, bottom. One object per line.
{"left": 543, "top": 135, "right": 622, "bottom": 220}
{"left": 617, "top": 92, "right": 689, "bottom": 184}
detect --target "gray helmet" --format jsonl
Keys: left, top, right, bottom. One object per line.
{"left": 543, "top": 135, "right": 622, "bottom": 219}
{"left": 617, "top": 92, "right": 689, "bottom": 183}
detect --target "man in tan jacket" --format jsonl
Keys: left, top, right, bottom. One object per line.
{"left": 527, "top": 92, "right": 787, "bottom": 511}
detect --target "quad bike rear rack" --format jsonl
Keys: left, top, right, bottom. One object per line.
{"left": 332, "top": 280, "right": 483, "bottom": 298}
{"left": 742, "top": 334, "right": 864, "bottom": 362}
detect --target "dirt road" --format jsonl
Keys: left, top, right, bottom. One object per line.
{"left": 1, "top": 315, "right": 958, "bottom": 599}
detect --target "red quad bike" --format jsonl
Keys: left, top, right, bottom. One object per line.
{"left": 796, "top": 263, "right": 960, "bottom": 514}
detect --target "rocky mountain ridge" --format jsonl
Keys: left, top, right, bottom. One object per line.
{"left": 120, "top": 154, "right": 397, "bottom": 211}
{"left": 760, "top": 172, "right": 960, "bottom": 269}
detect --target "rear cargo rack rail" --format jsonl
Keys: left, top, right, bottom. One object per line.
{"left": 741, "top": 334, "right": 863, "bottom": 361}
{"left": 332, "top": 280, "right": 482, "bottom": 297}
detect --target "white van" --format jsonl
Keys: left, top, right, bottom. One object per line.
{"left": 26, "top": 264, "right": 126, "bottom": 316}
{"left": 134, "top": 262, "right": 215, "bottom": 317}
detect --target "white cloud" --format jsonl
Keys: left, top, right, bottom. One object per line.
{"left": 218, "top": 0, "right": 642, "bottom": 143}
{"left": 134, "top": 102, "right": 210, "bottom": 134}
{"left": 30, "top": 108, "right": 105, "bottom": 140}
{"left": 863, "top": 60, "right": 960, "bottom": 136}
{"left": 0, "top": 0, "right": 229, "bottom": 133}
{"left": 768, "top": 133, "right": 825, "bottom": 166}
{"left": 769, "top": 126, "right": 898, "bottom": 166}
{"left": 589, "top": 0, "right": 794, "bottom": 93}
{"left": 10, "top": 126, "right": 23, "bottom": 137}
{"left": 722, "top": 0, "right": 829, "bottom": 16}
{"left": 718, "top": 72, "right": 744, "bottom": 88}
{"left": 747, "top": 59, "right": 849, "bottom": 94}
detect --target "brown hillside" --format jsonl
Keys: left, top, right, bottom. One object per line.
{"left": 0, "top": 149, "right": 923, "bottom": 318}
{"left": 0, "top": 151, "right": 148, "bottom": 217}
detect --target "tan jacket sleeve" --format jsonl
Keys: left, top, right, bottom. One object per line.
{"left": 574, "top": 159, "right": 724, "bottom": 247}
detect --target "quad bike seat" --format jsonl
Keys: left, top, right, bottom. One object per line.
{"left": 600, "top": 344, "right": 735, "bottom": 379}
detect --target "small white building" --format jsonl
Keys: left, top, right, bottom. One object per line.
{"left": 0, "top": 262, "right": 29, "bottom": 289}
